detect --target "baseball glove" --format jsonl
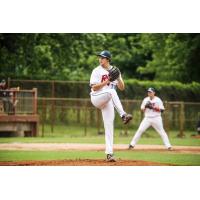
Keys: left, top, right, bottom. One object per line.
{"left": 145, "top": 101, "right": 153, "bottom": 109}
{"left": 108, "top": 66, "right": 120, "bottom": 82}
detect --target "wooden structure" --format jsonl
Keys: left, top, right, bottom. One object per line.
{"left": 0, "top": 88, "right": 39, "bottom": 137}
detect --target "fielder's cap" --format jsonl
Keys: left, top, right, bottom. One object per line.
{"left": 147, "top": 87, "right": 155, "bottom": 93}
{"left": 97, "top": 50, "right": 111, "bottom": 60}
{"left": 1, "top": 79, "right": 6, "bottom": 83}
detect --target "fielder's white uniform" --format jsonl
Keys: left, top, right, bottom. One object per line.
{"left": 130, "top": 96, "right": 172, "bottom": 148}
{"left": 90, "top": 65, "right": 126, "bottom": 154}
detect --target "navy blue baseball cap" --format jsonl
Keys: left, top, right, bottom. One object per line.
{"left": 147, "top": 87, "right": 155, "bottom": 93}
{"left": 97, "top": 50, "right": 111, "bottom": 60}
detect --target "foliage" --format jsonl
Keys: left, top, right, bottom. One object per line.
{"left": 122, "top": 79, "right": 200, "bottom": 101}
{"left": 1, "top": 33, "right": 200, "bottom": 82}
{"left": 137, "top": 33, "right": 200, "bottom": 82}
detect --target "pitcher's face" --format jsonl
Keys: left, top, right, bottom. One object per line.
{"left": 148, "top": 91, "right": 155, "bottom": 98}
{"left": 99, "top": 57, "right": 109, "bottom": 68}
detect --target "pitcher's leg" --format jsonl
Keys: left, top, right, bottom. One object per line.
{"left": 152, "top": 117, "right": 172, "bottom": 148}
{"left": 91, "top": 89, "right": 132, "bottom": 124}
{"left": 130, "top": 118, "right": 151, "bottom": 147}
{"left": 101, "top": 100, "right": 115, "bottom": 155}
{"left": 107, "top": 89, "right": 126, "bottom": 117}
{"left": 107, "top": 89, "right": 132, "bottom": 124}
{"left": 91, "top": 92, "right": 111, "bottom": 109}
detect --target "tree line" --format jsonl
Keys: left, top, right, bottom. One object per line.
{"left": 0, "top": 33, "right": 200, "bottom": 83}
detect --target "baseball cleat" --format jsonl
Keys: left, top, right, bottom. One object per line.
{"left": 128, "top": 144, "right": 134, "bottom": 150}
{"left": 106, "top": 154, "right": 116, "bottom": 162}
{"left": 167, "top": 147, "right": 173, "bottom": 151}
{"left": 122, "top": 114, "right": 133, "bottom": 124}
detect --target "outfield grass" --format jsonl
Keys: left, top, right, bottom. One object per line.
{"left": 1, "top": 124, "right": 198, "bottom": 146}
{"left": 0, "top": 150, "right": 199, "bottom": 166}
{"left": 0, "top": 126, "right": 199, "bottom": 166}
{"left": 0, "top": 135, "right": 199, "bottom": 146}
{"left": 38, "top": 124, "right": 198, "bottom": 138}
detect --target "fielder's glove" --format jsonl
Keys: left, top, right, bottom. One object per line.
{"left": 108, "top": 66, "right": 120, "bottom": 82}
{"left": 145, "top": 101, "right": 153, "bottom": 109}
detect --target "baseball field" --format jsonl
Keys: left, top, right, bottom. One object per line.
{"left": 0, "top": 129, "right": 200, "bottom": 166}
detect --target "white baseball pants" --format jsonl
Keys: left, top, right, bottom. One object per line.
{"left": 130, "top": 116, "right": 171, "bottom": 148}
{"left": 91, "top": 89, "right": 126, "bottom": 154}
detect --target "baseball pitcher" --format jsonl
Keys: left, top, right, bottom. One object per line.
{"left": 90, "top": 50, "right": 133, "bottom": 162}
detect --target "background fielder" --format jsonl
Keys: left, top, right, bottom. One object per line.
{"left": 90, "top": 50, "right": 132, "bottom": 162}
{"left": 129, "top": 87, "right": 172, "bottom": 150}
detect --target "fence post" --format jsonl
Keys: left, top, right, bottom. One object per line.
{"left": 77, "top": 99, "right": 80, "bottom": 123}
{"left": 84, "top": 100, "right": 87, "bottom": 136}
{"left": 124, "top": 100, "right": 129, "bottom": 136}
{"left": 96, "top": 109, "right": 102, "bottom": 135}
{"left": 61, "top": 100, "right": 65, "bottom": 123}
{"left": 51, "top": 81, "right": 55, "bottom": 98}
{"left": 178, "top": 102, "right": 185, "bottom": 137}
{"left": 51, "top": 99, "right": 55, "bottom": 134}
{"left": 33, "top": 88, "right": 38, "bottom": 115}
{"left": 163, "top": 101, "right": 170, "bottom": 135}
{"left": 42, "top": 98, "right": 46, "bottom": 137}
{"left": 8, "top": 77, "right": 11, "bottom": 88}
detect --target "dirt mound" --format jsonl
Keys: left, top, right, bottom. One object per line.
{"left": 0, "top": 159, "right": 171, "bottom": 166}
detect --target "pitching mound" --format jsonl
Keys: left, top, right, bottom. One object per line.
{"left": 0, "top": 159, "right": 171, "bottom": 166}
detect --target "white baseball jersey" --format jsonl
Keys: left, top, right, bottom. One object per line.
{"left": 141, "top": 96, "right": 165, "bottom": 118}
{"left": 89, "top": 65, "right": 126, "bottom": 154}
{"left": 90, "top": 65, "right": 118, "bottom": 94}
{"left": 130, "top": 96, "right": 171, "bottom": 149}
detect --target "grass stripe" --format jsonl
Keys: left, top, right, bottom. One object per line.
{"left": 0, "top": 150, "right": 200, "bottom": 166}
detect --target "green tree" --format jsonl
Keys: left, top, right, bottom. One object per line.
{"left": 137, "top": 33, "right": 200, "bottom": 82}
{"left": 0, "top": 33, "right": 199, "bottom": 82}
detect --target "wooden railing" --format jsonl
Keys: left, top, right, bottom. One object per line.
{"left": 0, "top": 88, "right": 37, "bottom": 115}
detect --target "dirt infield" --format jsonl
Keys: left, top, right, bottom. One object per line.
{"left": 0, "top": 143, "right": 200, "bottom": 154}
{"left": 0, "top": 159, "right": 172, "bottom": 166}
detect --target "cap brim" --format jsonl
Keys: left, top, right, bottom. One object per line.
{"left": 97, "top": 54, "right": 108, "bottom": 58}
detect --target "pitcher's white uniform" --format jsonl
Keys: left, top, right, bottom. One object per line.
{"left": 90, "top": 65, "right": 126, "bottom": 154}
{"left": 130, "top": 96, "right": 172, "bottom": 148}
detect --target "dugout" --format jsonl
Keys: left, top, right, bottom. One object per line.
{"left": 0, "top": 88, "right": 39, "bottom": 137}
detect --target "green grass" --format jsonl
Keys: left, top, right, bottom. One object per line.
{"left": 0, "top": 126, "right": 199, "bottom": 166}
{"left": 38, "top": 124, "right": 197, "bottom": 137}
{"left": 0, "top": 150, "right": 199, "bottom": 166}
{"left": 0, "top": 135, "right": 200, "bottom": 146}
